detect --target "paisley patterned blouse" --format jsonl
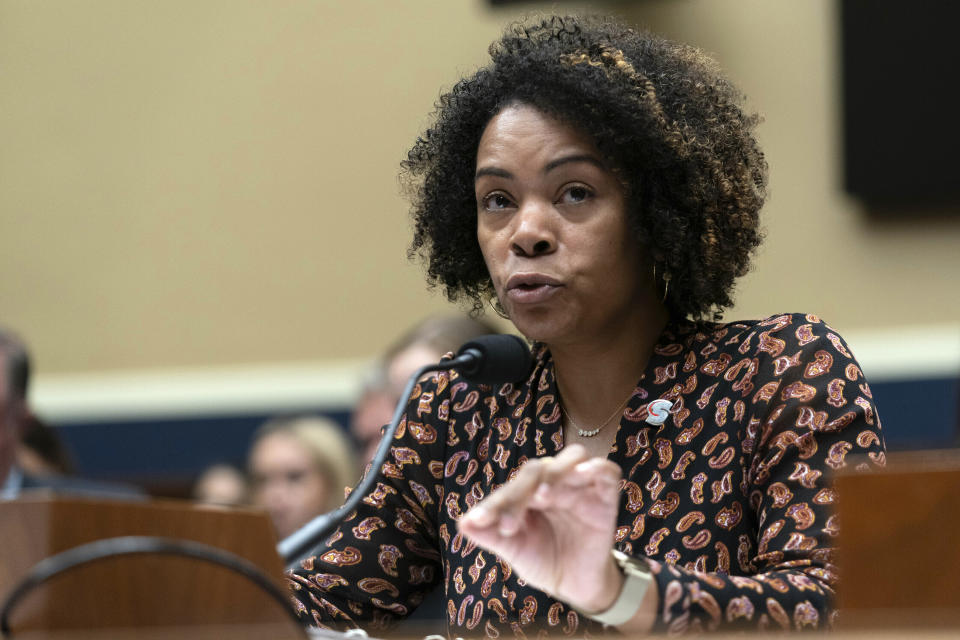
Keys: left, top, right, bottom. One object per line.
{"left": 287, "top": 313, "right": 886, "bottom": 636}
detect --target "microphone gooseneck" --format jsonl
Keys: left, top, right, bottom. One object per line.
{"left": 277, "top": 334, "right": 532, "bottom": 567}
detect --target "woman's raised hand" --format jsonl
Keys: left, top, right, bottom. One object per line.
{"left": 456, "top": 444, "right": 625, "bottom": 614}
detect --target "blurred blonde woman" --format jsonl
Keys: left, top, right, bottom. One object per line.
{"left": 248, "top": 416, "right": 357, "bottom": 540}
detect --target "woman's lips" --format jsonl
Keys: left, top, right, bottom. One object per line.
{"left": 504, "top": 274, "right": 562, "bottom": 304}
{"left": 506, "top": 284, "right": 560, "bottom": 304}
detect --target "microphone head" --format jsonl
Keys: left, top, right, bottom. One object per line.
{"left": 454, "top": 334, "right": 533, "bottom": 384}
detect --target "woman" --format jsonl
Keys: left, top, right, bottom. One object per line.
{"left": 248, "top": 416, "right": 358, "bottom": 540}
{"left": 288, "top": 15, "right": 885, "bottom": 635}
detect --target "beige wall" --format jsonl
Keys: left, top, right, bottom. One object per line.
{"left": 629, "top": 1, "right": 960, "bottom": 332}
{"left": 2, "top": 0, "right": 958, "bottom": 384}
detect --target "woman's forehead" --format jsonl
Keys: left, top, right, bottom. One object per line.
{"left": 476, "top": 104, "right": 602, "bottom": 168}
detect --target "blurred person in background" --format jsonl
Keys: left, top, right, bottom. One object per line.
{"left": 1, "top": 326, "right": 143, "bottom": 500}
{"left": 1, "top": 327, "right": 32, "bottom": 499}
{"left": 17, "top": 413, "right": 75, "bottom": 476}
{"left": 192, "top": 462, "right": 248, "bottom": 507}
{"left": 248, "top": 415, "right": 358, "bottom": 540}
{"left": 349, "top": 382, "right": 395, "bottom": 470}
{"left": 349, "top": 314, "right": 499, "bottom": 467}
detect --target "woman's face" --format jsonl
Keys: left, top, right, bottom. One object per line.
{"left": 249, "top": 432, "right": 330, "bottom": 539}
{"left": 475, "top": 104, "right": 654, "bottom": 346}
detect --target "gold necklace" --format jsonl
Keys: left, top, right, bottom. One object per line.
{"left": 556, "top": 372, "right": 636, "bottom": 438}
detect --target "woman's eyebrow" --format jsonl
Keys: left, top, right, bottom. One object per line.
{"left": 475, "top": 166, "right": 512, "bottom": 181}
{"left": 544, "top": 154, "right": 605, "bottom": 173}
{"left": 475, "top": 155, "right": 605, "bottom": 181}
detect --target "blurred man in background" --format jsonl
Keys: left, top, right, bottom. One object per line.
{"left": 349, "top": 314, "right": 500, "bottom": 468}
{"left": 0, "top": 327, "right": 31, "bottom": 498}
{"left": 1, "top": 325, "right": 143, "bottom": 500}
{"left": 17, "top": 413, "right": 76, "bottom": 476}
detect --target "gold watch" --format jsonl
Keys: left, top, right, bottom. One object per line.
{"left": 582, "top": 549, "right": 654, "bottom": 626}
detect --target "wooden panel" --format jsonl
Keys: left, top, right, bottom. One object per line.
{"left": 835, "top": 450, "right": 960, "bottom": 628}
{"left": 0, "top": 496, "right": 301, "bottom": 636}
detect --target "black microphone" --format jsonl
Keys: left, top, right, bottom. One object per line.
{"left": 444, "top": 334, "right": 534, "bottom": 384}
{"left": 277, "top": 334, "right": 532, "bottom": 566}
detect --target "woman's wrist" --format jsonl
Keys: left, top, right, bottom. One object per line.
{"left": 573, "top": 552, "right": 625, "bottom": 615}
{"left": 574, "top": 550, "right": 659, "bottom": 633}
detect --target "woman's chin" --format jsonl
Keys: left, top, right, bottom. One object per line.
{"left": 507, "top": 312, "right": 568, "bottom": 345}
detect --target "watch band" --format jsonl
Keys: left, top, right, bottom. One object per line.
{"left": 583, "top": 549, "right": 654, "bottom": 627}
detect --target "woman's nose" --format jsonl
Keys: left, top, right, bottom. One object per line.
{"left": 510, "top": 200, "right": 556, "bottom": 257}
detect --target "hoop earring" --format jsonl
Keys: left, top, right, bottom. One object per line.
{"left": 489, "top": 296, "right": 510, "bottom": 320}
{"left": 653, "top": 263, "right": 671, "bottom": 304}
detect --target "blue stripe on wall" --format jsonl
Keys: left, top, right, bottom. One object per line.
{"left": 52, "top": 376, "right": 958, "bottom": 487}
{"left": 870, "top": 377, "right": 958, "bottom": 450}
{"left": 56, "top": 409, "right": 352, "bottom": 484}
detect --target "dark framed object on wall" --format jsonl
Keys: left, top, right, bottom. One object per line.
{"left": 841, "top": 1, "right": 960, "bottom": 211}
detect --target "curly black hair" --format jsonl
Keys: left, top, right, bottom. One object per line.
{"left": 402, "top": 14, "right": 767, "bottom": 320}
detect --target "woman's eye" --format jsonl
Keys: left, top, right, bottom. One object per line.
{"left": 482, "top": 193, "right": 513, "bottom": 211}
{"left": 558, "top": 185, "right": 592, "bottom": 204}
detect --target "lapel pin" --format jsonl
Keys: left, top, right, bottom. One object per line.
{"left": 645, "top": 399, "right": 673, "bottom": 425}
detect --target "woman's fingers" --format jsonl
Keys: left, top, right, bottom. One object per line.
{"left": 457, "top": 447, "right": 625, "bottom": 599}
{"left": 460, "top": 444, "right": 610, "bottom": 536}
{"left": 460, "top": 455, "right": 547, "bottom": 536}
{"left": 572, "top": 456, "right": 622, "bottom": 490}
{"left": 537, "top": 442, "right": 592, "bottom": 482}
{"left": 530, "top": 457, "right": 622, "bottom": 511}
{"left": 489, "top": 444, "right": 592, "bottom": 532}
